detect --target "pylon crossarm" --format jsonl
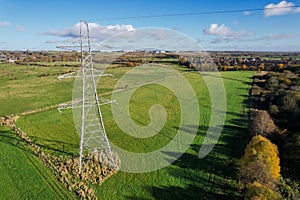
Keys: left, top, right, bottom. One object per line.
{"left": 99, "top": 97, "right": 117, "bottom": 105}
{"left": 58, "top": 70, "right": 113, "bottom": 81}
{"left": 88, "top": 73, "right": 114, "bottom": 78}
{"left": 57, "top": 98, "right": 116, "bottom": 113}
{"left": 93, "top": 69, "right": 114, "bottom": 78}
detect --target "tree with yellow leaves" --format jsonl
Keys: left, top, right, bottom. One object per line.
{"left": 245, "top": 182, "right": 282, "bottom": 200}
{"left": 240, "top": 135, "right": 282, "bottom": 199}
{"left": 241, "top": 135, "right": 280, "bottom": 181}
{"left": 278, "top": 63, "right": 285, "bottom": 70}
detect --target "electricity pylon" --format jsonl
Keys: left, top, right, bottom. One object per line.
{"left": 57, "top": 20, "right": 116, "bottom": 173}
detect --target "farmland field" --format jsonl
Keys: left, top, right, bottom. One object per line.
{"left": 11, "top": 62, "right": 254, "bottom": 199}
{"left": 0, "top": 63, "right": 76, "bottom": 116}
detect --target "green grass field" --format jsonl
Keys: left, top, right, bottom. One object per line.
{"left": 14, "top": 64, "right": 254, "bottom": 199}
{"left": 0, "top": 63, "right": 76, "bottom": 116}
{"left": 96, "top": 71, "right": 253, "bottom": 199}
{"left": 0, "top": 126, "right": 75, "bottom": 199}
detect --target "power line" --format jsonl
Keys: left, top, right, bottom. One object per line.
{"left": 88, "top": 5, "right": 300, "bottom": 22}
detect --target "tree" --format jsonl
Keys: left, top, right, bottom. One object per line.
{"left": 240, "top": 136, "right": 282, "bottom": 199}
{"left": 241, "top": 135, "right": 280, "bottom": 181}
{"left": 250, "top": 109, "right": 277, "bottom": 137}
{"left": 278, "top": 93, "right": 300, "bottom": 129}
{"left": 242, "top": 64, "right": 248, "bottom": 70}
{"left": 259, "top": 63, "right": 265, "bottom": 71}
{"left": 245, "top": 182, "right": 282, "bottom": 200}
{"left": 240, "top": 159, "right": 276, "bottom": 189}
{"left": 278, "top": 63, "right": 285, "bottom": 70}
{"left": 237, "top": 57, "right": 243, "bottom": 65}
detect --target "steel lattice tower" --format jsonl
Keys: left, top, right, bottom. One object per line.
{"left": 58, "top": 20, "right": 116, "bottom": 173}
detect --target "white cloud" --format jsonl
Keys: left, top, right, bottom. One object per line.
{"left": 295, "top": 7, "right": 300, "bottom": 13}
{"left": 244, "top": 11, "right": 251, "bottom": 16}
{"left": 203, "top": 24, "right": 232, "bottom": 36}
{"left": 0, "top": 21, "right": 11, "bottom": 26}
{"left": 44, "top": 22, "right": 135, "bottom": 41}
{"left": 264, "top": 1, "right": 299, "bottom": 17}
{"left": 261, "top": 33, "right": 297, "bottom": 40}
{"left": 203, "top": 24, "right": 253, "bottom": 43}
{"left": 16, "top": 25, "right": 26, "bottom": 31}
{"left": 239, "top": 33, "right": 297, "bottom": 43}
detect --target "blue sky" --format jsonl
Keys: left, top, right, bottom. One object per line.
{"left": 1, "top": 0, "right": 300, "bottom": 51}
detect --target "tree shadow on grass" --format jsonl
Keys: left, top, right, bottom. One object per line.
{"left": 29, "top": 135, "right": 79, "bottom": 156}
{"left": 155, "top": 125, "right": 247, "bottom": 199}
{"left": 0, "top": 128, "right": 30, "bottom": 152}
{"left": 0, "top": 128, "right": 78, "bottom": 156}
{"left": 0, "top": 129, "right": 65, "bottom": 156}
{"left": 0, "top": 129, "right": 21, "bottom": 145}
{"left": 125, "top": 100, "right": 251, "bottom": 200}
{"left": 123, "top": 122, "right": 248, "bottom": 200}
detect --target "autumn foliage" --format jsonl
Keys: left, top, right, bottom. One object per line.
{"left": 241, "top": 135, "right": 280, "bottom": 180}
{"left": 250, "top": 109, "right": 277, "bottom": 137}
{"left": 245, "top": 182, "right": 282, "bottom": 200}
{"left": 240, "top": 135, "right": 281, "bottom": 199}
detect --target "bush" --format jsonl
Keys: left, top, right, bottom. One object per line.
{"left": 279, "top": 77, "right": 292, "bottom": 86}
{"left": 179, "top": 57, "right": 188, "bottom": 65}
{"left": 277, "top": 93, "right": 300, "bottom": 129}
{"left": 269, "top": 105, "right": 279, "bottom": 116}
{"left": 267, "top": 76, "right": 280, "bottom": 90}
{"left": 280, "top": 94, "right": 299, "bottom": 116}
{"left": 126, "top": 62, "right": 139, "bottom": 67}
{"left": 279, "top": 83, "right": 288, "bottom": 89}
{"left": 278, "top": 177, "right": 300, "bottom": 199}
{"left": 126, "top": 62, "right": 135, "bottom": 67}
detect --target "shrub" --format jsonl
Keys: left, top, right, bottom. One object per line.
{"left": 269, "top": 105, "right": 279, "bottom": 116}
{"left": 179, "top": 57, "right": 188, "bottom": 65}
{"left": 259, "top": 63, "right": 265, "bottom": 71}
{"left": 267, "top": 76, "right": 280, "bottom": 90}
{"left": 277, "top": 93, "right": 300, "bottom": 129}
{"left": 279, "top": 83, "right": 289, "bottom": 89}
{"left": 126, "top": 62, "right": 135, "bottom": 67}
{"left": 278, "top": 177, "right": 300, "bottom": 199}
{"left": 280, "top": 94, "right": 299, "bottom": 116}
{"left": 279, "top": 77, "right": 292, "bottom": 86}
{"left": 242, "top": 64, "right": 248, "bottom": 70}
{"left": 126, "top": 62, "right": 139, "bottom": 67}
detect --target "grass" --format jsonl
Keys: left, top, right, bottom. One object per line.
{"left": 0, "top": 63, "right": 76, "bottom": 116}
{"left": 15, "top": 65, "right": 254, "bottom": 199}
{"left": 16, "top": 109, "right": 79, "bottom": 156}
{"left": 96, "top": 71, "right": 253, "bottom": 199}
{"left": 0, "top": 126, "right": 76, "bottom": 199}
